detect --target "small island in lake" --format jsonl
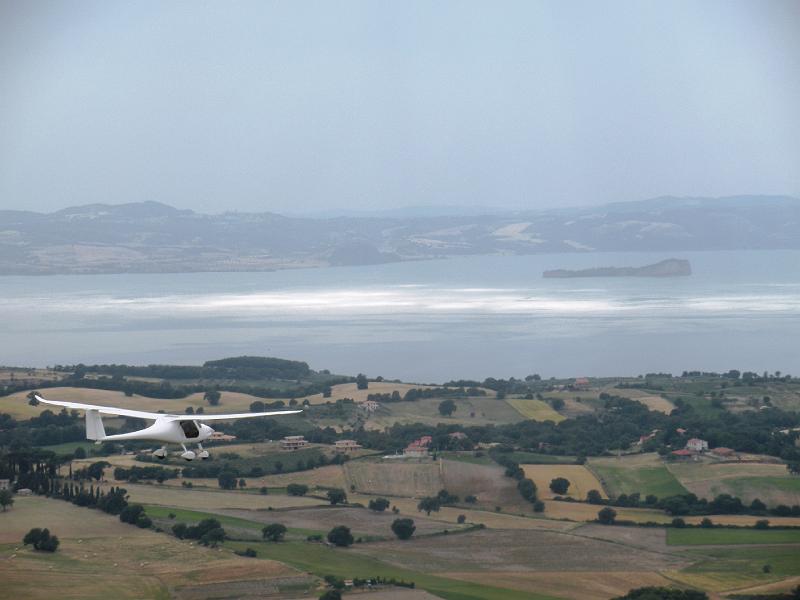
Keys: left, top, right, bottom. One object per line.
{"left": 543, "top": 258, "right": 691, "bottom": 278}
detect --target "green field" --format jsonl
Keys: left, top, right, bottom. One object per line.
{"left": 40, "top": 440, "right": 97, "bottom": 455}
{"left": 144, "top": 505, "right": 325, "bottom": 540}
{"left": 226, "top": 539, "right": 558, "bottom": 600}
{"left": 667, "top": 528, "right": 800, "bottom": 545}
{"left": 589, "top": 455, "right": 687, "bottom": 498}
{"left": 726, "top": 476, "right": 800, "bottom": 497}
{"left": 683, "top": 545, "right": 800, "bottom": 579}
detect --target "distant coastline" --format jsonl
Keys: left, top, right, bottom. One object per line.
{"left": 543, "top": 258, "right": 691, "bottom": 278}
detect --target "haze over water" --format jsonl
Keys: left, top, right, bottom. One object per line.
{"left": 1, "top": 250, "right": 798, "bottom": 382}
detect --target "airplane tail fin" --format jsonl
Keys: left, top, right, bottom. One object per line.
{"left": 86, "top": 409, "right": 106, "bottom": 441}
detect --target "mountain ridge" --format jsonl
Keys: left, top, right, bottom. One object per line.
{"left": 0, "top": 195, "right": 797, "bottom": 275}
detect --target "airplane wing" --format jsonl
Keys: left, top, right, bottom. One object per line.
{"left": 35, "top": 395, "right": 301, "bottom": 421}
{"left": 186, "top": 410, "right": 303, "bottom": 421}
{"left": 35, "top": 395, "right": 176, "bottom": 420}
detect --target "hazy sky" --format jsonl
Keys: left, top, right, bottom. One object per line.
{"left": 1, "top": 0, "right": 798, "bottom": 215}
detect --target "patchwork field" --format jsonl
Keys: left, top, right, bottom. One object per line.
{"left": 668, "top": 460, "right": 800, "bottom": 505}
{"left": 521, "top": 464, "right": 606, "bottom": 500}
{"left": 506, "top": 398, "right": 566, "bottom": 422}
{"left": 0, "top": 496, "right": 304, "bottom": 600}
{"left": 589, "top": 453, "right": 688, "bottom": 499}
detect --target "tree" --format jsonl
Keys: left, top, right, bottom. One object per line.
{"left": 0, "top": 489, "right": 13, "bottom": 512}
{"left": 368, "top": 497, "right": 390, "bottom": 512}
{"left": 217, "top": 471, "right": 237, "bottom": 490}
{"left": 417, "top": 496, "right": 441, "bottom": 516}
{"left": 517, "top": 478, "right": 538, "bottom": 503}
{"left": 586, "top": 489, "right": 604, "bottom": 504}
{"left": 438, "top": 399, "right": 457, "bottom": 417}
{"left": 327, "top": 525, "right": 354, "bottom": 547}
{"left": 119, "top": 504, "right": 145, "bottom": 524}
{"left": 200, "top": 527, "right": 225, "bottom": 547}
{"left": 755, "top": 519, "right": 770, "bottom": 530}
{"left": 287, "top": 483, "right": 309, "bottom": 497}
{"left": 136, "top": 514, "right": 152, "bottom": 528}
{"left": 262, "top": 523, "right": 287, "bottom": 542}
{"left": 27, "top": 391, "right": 39, "bottom": 406}
{"left": 172, "top": 523, "right": 188, "bottom": 539}
{"left": 327, "top": 488, "right": 347, "bottom": 505}
{"left": 391, "top": 518, "right": 416, "bottom": 540}
{"left": 671, "top": 518, "right": 686, "bottom": 528}
{"left": 457, "top": 514, "right": 466, "bottom": 524}
{"left": 23, "top": 528, "right": 60, "bottom": 552}
{"left": 73, "top": 446, "right": 87, "bottom": 459}
{"left": 87, "top": 461, "right": 110, "bottom": 482}
{"left": 597, "top": 507, "right": 617, "bottom": 525}
{"left": 204, "top": 389, "right": 221, "bottom": 406}
{"left": 549, "top": 477, "right": 570, "bottom": 495}
{"left": 355, "top": 374, "right": 368, "bottom": 390}
{"left": 700, "top": 518, "right": 714, "bottom": 528}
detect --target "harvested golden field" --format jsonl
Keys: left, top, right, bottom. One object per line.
{"left": 506, "top": 398, "right": 565, "bottom": 422}
{"left": 98, "top": 481, "right": 324, "bottom": 511}
{"left": 441, "top": 570, "right": 675, "bottom": 600}
{"left": 1, "top": 386, "right": 266, "bottom": 420}
{"left": 541, "top": 501, "right": 669, "bottom": 523}
{"left": 521, "top": 464, "right": 606, "bottom": 499}
{"left": 0, "top": 496, "right": 302, "bottom": 600}
{"left": 297, "top": 382, "right": 441, "bottom": 405}
{"left": 668, "top": 460, "right": 800, "bottom": 506}
{"left": 616, "top": 389, "right": 675, "bottom": 414}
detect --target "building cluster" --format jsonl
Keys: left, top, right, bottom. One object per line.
{"left": 670, "top": 435, "right": 738, "bottom": 461}
{"left": 404, "top": 435, "right": 432, "bottom": 457}
{"left": 279, "top": 435, "right": 308, "bottom": 451}
{"left": 334, "top": 439, "right": 362, "bottom": 453}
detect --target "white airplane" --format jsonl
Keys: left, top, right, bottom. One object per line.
{"left": 35, "top": 394, "right": 301, "bottom": 461}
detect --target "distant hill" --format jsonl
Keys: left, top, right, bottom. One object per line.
{"left": 544, "top": 258, "right": 692, "bottom": 278}
{"left": 0, "top": 195, "right": 797, "bottom": 275}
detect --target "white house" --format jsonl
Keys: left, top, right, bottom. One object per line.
{"left": 685, "top": 438, "right": 708, "bottom": 452}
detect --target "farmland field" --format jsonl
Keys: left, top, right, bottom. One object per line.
{"left": 0, "top": 496, "right": 304, "bottom": 600}
{"left": 344, "top": 459, "right": 443, "bottom": 498}
{"left": 668, "top": 460, "right": 800, "bottom": 505}
{"left": 521, "top": 464, "right": 606, "bottom": 499}
{"left": 506, "top": 398, "right": 565, "bottom": 422}
{"left": 589, "top": 453, "right": 687, "bottom": 498}
{"left": 667, "top": 527, "right": 800, "bottom": 545}
{"left": 615, "top": 389, "right": 676, "bottom": 414}
{"left": 98, "top": 481, "right": 324, "bottom": 511}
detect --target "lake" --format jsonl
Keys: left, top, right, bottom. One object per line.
{"left": 0, "top": 250, "right": 798, "bottom": 381}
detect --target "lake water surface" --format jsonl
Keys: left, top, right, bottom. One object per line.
{"left": 1, "top": 250, "right": 798, "bottom": 381}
